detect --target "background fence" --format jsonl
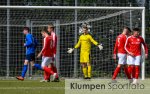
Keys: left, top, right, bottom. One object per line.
{"left": 0, "top": 0, "right": 149, "bottom": 79}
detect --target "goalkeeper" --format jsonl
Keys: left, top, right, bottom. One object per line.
{"left": 67, "top": 23, "right": 103, "bottom": 79}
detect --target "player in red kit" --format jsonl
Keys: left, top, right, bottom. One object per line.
{"left": 35, "top": 29, "right": 58, "bottom": 82}
{"left": 47, "top": 24, "right": 59, "bottom": 82}
{"left": 47, "top": 24, "right": 57, "bottom": 60}
{"left": 125, "top": 28, "right": 148, "bottom": 84}
{"left": 112, "top": 27, "right": 132, "bottom": 83}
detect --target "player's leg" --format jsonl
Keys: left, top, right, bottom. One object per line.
{"left": 16, "top": 61, "right": 28, "bottom": 81}
{"left": 81, "top": 52, "right": 90, "bottom": 79}
{"left": 129, "top": 65, "right": 135, "bottom": 79}
{"left": 127, "top": 56, "right": 132, "bottom": 76}
{"left": 123, "top": 65, "right": 131, "bottom": 79}
{"left": 47, "top": 58, "right": 58, "bottom": 78}
{"left": 29, "top": 54, "right": 38, "bottom": 77}
{"left": 112, "top": 64, "right": 121, "bottom": 80}
{"left": 132, "top": 56, "right": 141, "bottom": 84}
{"left": 119, "top": 54, "right": 131, "bottom": 79}
{"left": 127, "top": 55, "right": 135, "bottom": 79}
{"left": 41, "top": 57, "right": 57, "bottom": 81}
{"left": 40, "top": 56, "right": 50, "bottom": 82}
{"left": 32, "top": 63, "right": 42, "bottom": 70}
{"left": 40, "top": 57, "right": 59, "bottom": 82}
{"left": 123, "top": 56, "right": 131, "bottom": 80}
{"left": 123, "top": 64, "right": 133, "bottom": 83}
{"left": 81, "top": 63, "right": 88, "bottom": 79}
{"left": 51, "top": 63, "right": 57, "bottom": 73}
{"left": 51, "top": 56, "right": 58, "bottom": 73}
{"left": 48, "top": 63, "right": 59, "bottom": 82}
{"left": 43, "top": 65, "right": 59, "bottom": 82}
{"left": 26, "top": 53, "right": 42, "bottom": 70}
{"left": 86, "top": 54, "right": 91, "bottom": 79}
{"left": 45, "top": 57, "right": 59, "bottom": 82}
{"left": 16, "top": 54, "right": 32, "bottom": 81}
{"left": 87, "top": 63, "right": 91, "bottom": 79}
{"left": 21, "top": 60, "right": 29, "bottom": 80}
{"left": 31, "top": 54, "right": 42, "bottom": 70}
{"left": 112, "top": 53, "right": 126, "bottom": 80}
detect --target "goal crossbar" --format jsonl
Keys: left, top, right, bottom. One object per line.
{"left": 0, "top": 6, "right": 145, "bottom": 10}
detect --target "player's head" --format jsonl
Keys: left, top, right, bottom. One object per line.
{"left": 82, "top": 26, "right": 88, "bottom": 33}
{"left": 23, "top": 27, "right": 29, "bottom": 35}
{"left": 122, "top": 27, "right": 131, "bottom": 35}
{"left": 47, "top": 24, "right": 55, "bottom": 32}
{"left": 82, "top": 23, "right": 89, "bottom": 34}
{"left": 41, "top": 29, "right": 49, "bottom": 37}
{"left": 132, "top": 28, "right": 140, "bottom": 37}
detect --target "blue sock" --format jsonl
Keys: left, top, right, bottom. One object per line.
{"left": 21, "top": 65, "right": 28, "bottom": 78}
{"left": 34, "top": 64, "right": 42, "bottom": 70}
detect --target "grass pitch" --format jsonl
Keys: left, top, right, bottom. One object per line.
{"left": 0, "top": 79, "right": 150, "bottom": 94}
{"left": 0, "top": 80, "right": 64, "bottom": 94}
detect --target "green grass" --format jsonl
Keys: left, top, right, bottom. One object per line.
{"left": 0, "top": 79, "right": 150, "bottom": 94}
{"left": 0, "top": 80, "right": 64, "bottom": 94}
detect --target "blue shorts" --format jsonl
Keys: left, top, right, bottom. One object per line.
{"left": 25, "top": 53, "right": 35, "bottom": 62}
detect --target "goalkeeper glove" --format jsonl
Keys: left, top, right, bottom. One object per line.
{"left": 67, "top": 48, "right": 74, "bottom": 53}
{"left": 98, "top": 44, "right": 103, "bottom": 50}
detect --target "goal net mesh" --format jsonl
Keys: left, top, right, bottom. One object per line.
{"left": 0, "top": 8, "right": 142, "bottom": 78}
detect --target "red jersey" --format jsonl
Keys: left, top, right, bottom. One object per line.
{"left": 125, "top": 35, "right": 148, "bottom": 56}
{"left": 51, "top": 32, "right": 57, "bottom": 55}
{"left": 113, "top": 34, "right": 127, "bottom": 54}
{"left": 41, "top": 36, "right": 54, "bottom": 57}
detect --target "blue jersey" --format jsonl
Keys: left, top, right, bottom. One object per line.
{"left": 25, "top": 33, "right": 37, "bottom": 55}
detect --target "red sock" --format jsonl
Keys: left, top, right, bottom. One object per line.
{"left": 112, "top": 67, "right": 120, "bottom": 79}
{"left": 131, "top": 65, "right": 135, "bottom": 78}
{"left": 44, "top": 66, "right": 59, "bottom": 79}
{"left": 51, "top": 64, "right": 59, "bottom": 78}
{"left": 51, "top": 66, "right": 59, "bottom": 78}
{"left": 135, "top": 66, "right": 140, "bottom": 79}
{"left": 124, "top": 66, "right": 131, "bottom": 79}
{"left": 52, "top": 66, "right": 57, "bottom": 73}
{"left": 44, "top": 67, "right": 53, "bottom": 80}
{"left": 44, "top": 71, "right": 49, "bottom": 80}
{"left": 128, "top": 65, "right": 132, "bottom": 75}
{"left": 44, "top": 67, "right": 54, "bottom": 74}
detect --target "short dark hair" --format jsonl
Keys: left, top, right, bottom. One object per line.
{"left": 48, "top": 24, "right": 55, "bottom": 30}
{"left": 133, "top": 28, "right": 140, "bottom": 32}
{"left": 23, "top": 27, "right": 29, "bottom": 32}
{"left": 124, "top": 27, "right": 131, "bottom": 32}
{"left": 82, "top": 26, "right": 88, "bottom": 30}
{"left": 41, "top": 28, "right": 49, "bottom": 34}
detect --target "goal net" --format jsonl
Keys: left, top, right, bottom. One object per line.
{"left": 0, "top": 6, "right": 145, "bottom": 79}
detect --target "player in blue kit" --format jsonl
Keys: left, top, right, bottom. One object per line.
{"left": 16, "top": 27, "right": 38, "bottom": 81}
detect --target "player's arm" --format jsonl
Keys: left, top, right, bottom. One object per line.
{"left": 124, "top": 37, "right": 134, "bottom": 56}
{"left": 52, "top": 34, "right": 57, "bottom": 57}
{"left": 113, "top": 38, "right": 118, "bottom": 59}
{"left": 24, "top": 35, "right": 33, "bottom": 47}
{"left": 67, "top": 37, "right": 81, "bottom": 54}
{"left": 53, "top": 36, "right": 57, "bottom": 57}
{"left": 89, "top": 35, "right": 103, "bottom": 50}
{"left": 141, "top": 38, "right": 148, "bottom": 59}
{"left": 74, "top": 37, "right": 81, "bottom": 49}
{"left": 37, "top": 38, "right": 47, "bottom": 58}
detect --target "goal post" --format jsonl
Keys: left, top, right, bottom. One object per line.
{"left": 141, "top": 8, "right": 146, "bottom": 80}
{"left": 0, "top": 6, "right": 145, "bottom": 80}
